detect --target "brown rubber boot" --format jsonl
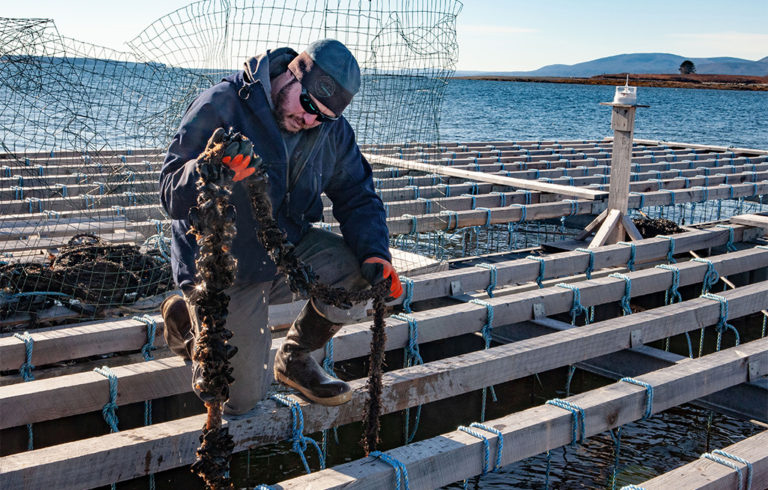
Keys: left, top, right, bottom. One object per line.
{"left": 274, "top": 300, "right": 352, "bottom": 406}
{"left": 161, "top": 294, "right": 195, "bottom": 360}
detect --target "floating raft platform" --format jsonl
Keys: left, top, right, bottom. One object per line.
{"left": 1, "top": 138, "right": 767, "bottom": 489}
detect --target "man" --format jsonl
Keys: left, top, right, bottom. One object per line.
{"left": 159, "top": 39, "right": 402, "bottom": 414}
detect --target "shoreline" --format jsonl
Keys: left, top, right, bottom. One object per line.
{"left": 451, "top": 74, "right": 768, "bottom": 91}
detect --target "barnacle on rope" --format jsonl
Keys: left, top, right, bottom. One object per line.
{"left": 187, "top": 129, "right": 239, "bottom": 489}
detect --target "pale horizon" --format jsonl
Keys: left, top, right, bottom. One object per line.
{"left": 3, "top": 0, "right": 766, "bottom": 72}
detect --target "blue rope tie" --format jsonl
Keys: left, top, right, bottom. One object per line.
{"left": 440, "top": 210, "right": 459, "bottom": 230}
{"left": 629, "top": 191, "right": 645, "bottom": 209}
{"left": 400, "top": 276, "right": 414, "bottom": 313}
{"left": 609, "top": 273, "right": 633, "bottom": 316}
{"left": 392, "top": 313, "right": 423, "bottom": 443}
{"left": 406, "top": 185, "right": 419, "bottom": 200}
{"left": 662, "top": 189, "right": 675, "bottom": 206}
{"left": 402, "top": 214, "right": 418, "bottom": 235}
{"left": 491, "top": 191, "right": 507, "bottom": 207}
{"left": 322, "top": 338, "right": 335, "bottom": 377}
{"left": 526, "top": 255, "right": 546, "bottom": 288}
{"left": 470, "top": 423, "right": 503, "bottom": 471}
{"left": 94, "top": 366, "right": 120, "bottom": 433}
{"left": 270, "top": 393, "right": 326, "bottom": 473}
{"left": 392, "top": 314, "right": 424, "bottom": 368}
{"left": 657, "top": 235, "right": 677, "bottom": 263}
{"left": 701, "top": 293, "right": 741, "bottom": 350}
{"left": 369, "top": 451, "right": 410, "bottom": 490}
{"left": 619, "top": 378, "right": 654, "bottom": 420}
{"left": 132, "top": 315, "right": 157, "bottom": 361}
{"left": 556, "top": 283, "right": 589, "bottom": 325}
{"left": 715, "top": 224, "right": 737, "bottom": 252}
{"left": 14, "top": 331, "right": 35, "bottom": 450}
{"left": 609, "top": 427, "right": 623, "bottom": 490}
{"left": 417, "top": 197, "right": 432, "bottom": 214}
{"left": 470, "top": 298, "right": 498, "bottom": 421}
{"left": 511, "top": 203, "right": 527, "bottom": 222}
{"left": 476, "top": 207, "right": 492, "bottom": 228}
{"left": 574, "top": 248, "right": 595, "bottom": 280}
{"left": 458, "top": 425, "right": 492, "bottom": 475}
{"left": 518, "top": 189, "right": 532, "bottom": 205}
{"left": 462, "top": 193, "right": 477, "bottom": 209}
{"left": 708, "top": 449, "right": 753, "bottom": 490}
{"left": 475, "top": 263, "right": 497, "bottom": 297}
{"left": 655, "top": 264, "right": 682, "bottom": 304}
{"left": 693, "top": 258, "right": 720, "bottom": 294}
{"left": 617, "top": 242, "right": 636, "bottom": 272}
{"left": 545, "top": 398, "right": 586, "bottom": 446}
{"left": 700, "top": 452, "right": 748, "bottom": 490}
{"left": 14, "top": 331, "right": 35, "bottom": 381}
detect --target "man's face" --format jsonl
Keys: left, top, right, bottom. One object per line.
{"left": 272, "top": 73, "right": 337, "bottom": 133}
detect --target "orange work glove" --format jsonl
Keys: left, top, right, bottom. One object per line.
{"left": 204, "top": 127, "right": 259, "bottom": 182}
{"left": 360, "top": 257, "right": 403, "bottom": 301}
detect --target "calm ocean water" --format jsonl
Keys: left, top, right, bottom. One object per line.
{"left": 439, "top": 79, "right": 768, "bottom": 150}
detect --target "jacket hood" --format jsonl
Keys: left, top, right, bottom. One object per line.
{"left": 240, "top": 47, "right": 299, "bottom": 108}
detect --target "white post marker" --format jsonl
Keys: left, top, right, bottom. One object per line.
{"left": 579, "top": 79, "right": 649, "bottom": 247}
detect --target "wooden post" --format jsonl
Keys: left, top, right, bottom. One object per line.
{"left": 579, "top": 102, "right": 648, "bottom": 247}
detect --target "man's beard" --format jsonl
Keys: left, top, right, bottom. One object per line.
{"left": 273, "top": 79, "right": 302, "bottom": 133}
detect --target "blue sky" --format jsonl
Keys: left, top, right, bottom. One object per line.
{"left": 5, "top": 0, "right": 767, "bottom": 71}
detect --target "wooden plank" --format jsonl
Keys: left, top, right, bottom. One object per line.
{"left": 509, "top": 317, "right": 768, "bottom": 423}
{"left": 605, "top": 106, "right": 636, "bottom": 213}
{"left": 731, "top": 213, "right": 768, "bottom": 235}
{"left": 3, "top": 292, "right": 768, "bottom": 489}
{"left": 628, "top": 138, "right": 768, "bottom": 156}
{"left": 1, "top": 226, "right": 757, "bottom": 371}
{"left": 575, "top": 209, "right": 608, "bottom": 241}
{"left": 622, "top": 214, "right": 644, "bottom": 241}
{"left": 589, "top": 208, "right": 622, "bottom": 247}
{"left": 278, "top": 338, "right": 768, "bottom": 489}
{"left": 639, "top": 430, "right": 768, "bottom": 490}
{"left": 364, "top": 154, "right": 609, "bottom": 200}
{"left": 0, "top": 358, "right": 191, "bottom": 429}
{"left": 5, "top": 258, "right": 768, "bottom": 428}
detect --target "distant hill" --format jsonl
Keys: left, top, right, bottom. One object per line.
{"left": 456, "top": 53, "right": 768, "bottom": 77}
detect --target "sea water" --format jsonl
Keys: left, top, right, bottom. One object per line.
{"left": 439, "top": 79, "right": 767, "bottom": 150}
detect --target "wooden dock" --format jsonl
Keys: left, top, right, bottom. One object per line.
{"left": 1, "top": 139, "right": 767, "bottom": 489}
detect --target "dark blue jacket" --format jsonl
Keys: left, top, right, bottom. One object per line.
{"left": 160, "top": 49, "right": 390, "bottom": 290}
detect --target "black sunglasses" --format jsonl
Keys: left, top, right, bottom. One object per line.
{"left": 299, "top": 87, "right": 339, "bottom": 123}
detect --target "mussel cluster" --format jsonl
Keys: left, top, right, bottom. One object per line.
{"left": 246, "top": 163, "right": 390, "bottom": 454}
{"left": 187, "top": 129, "right": 239, "bottom": 489}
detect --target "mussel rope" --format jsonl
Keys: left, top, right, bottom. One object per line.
{"left": 189, "top": 130, "right": 391, "bottom": 489}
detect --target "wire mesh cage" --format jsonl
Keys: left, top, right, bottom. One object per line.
{"left": 0, "top": 1, "right": 463, "bottom": 325}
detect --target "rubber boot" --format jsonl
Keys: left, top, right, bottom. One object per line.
{"left": 274, "top": 300, "right": 352, "bottom": 405}
{"left": 161, "top": 294, "right": 195, "bottom": 360}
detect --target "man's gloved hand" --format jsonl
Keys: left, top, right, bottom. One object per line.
{"left": 204, "top": 127, "right": 259, "bottom": 182}
{"left": 360, "top": 257, "right": 403, "bottom": 301}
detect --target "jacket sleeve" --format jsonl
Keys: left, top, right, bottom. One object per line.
{"left": 324, "top": 120, "right": 392, "bottom": 264}
{"left": 160, "top": 96, "right": 225, "bottom": 220}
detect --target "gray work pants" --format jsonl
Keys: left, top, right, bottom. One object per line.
{"left": 185, "top": 228, "right": 371, "bottom": 414}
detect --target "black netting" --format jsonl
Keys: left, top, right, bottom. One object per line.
{"left": 0, "top": 2, "right": 462, "bottom": 323}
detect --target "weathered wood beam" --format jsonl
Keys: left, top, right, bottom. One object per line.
{"left": 364, "top": 154, "right": 609, "bottom": 200}
{"left": 639, "top": 429, "right": 768, "bottom": 490}
{"left": 3, "top": 287, "right": 768, "bottom": 489}
{"left": 508, "top": 317, "right": 768, "bottom": 423}
{"left": 1, "top": 225, "right": 757, "bottom": 371}
{"left": 628, "top": 138, "right": 768, "bottom": 156}
{"left": 278, "top": 338, "right": 768, "bottom": 489}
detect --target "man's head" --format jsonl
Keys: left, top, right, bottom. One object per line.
{"left": 271, "top": 39, "right": 360, "bottom": 133}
